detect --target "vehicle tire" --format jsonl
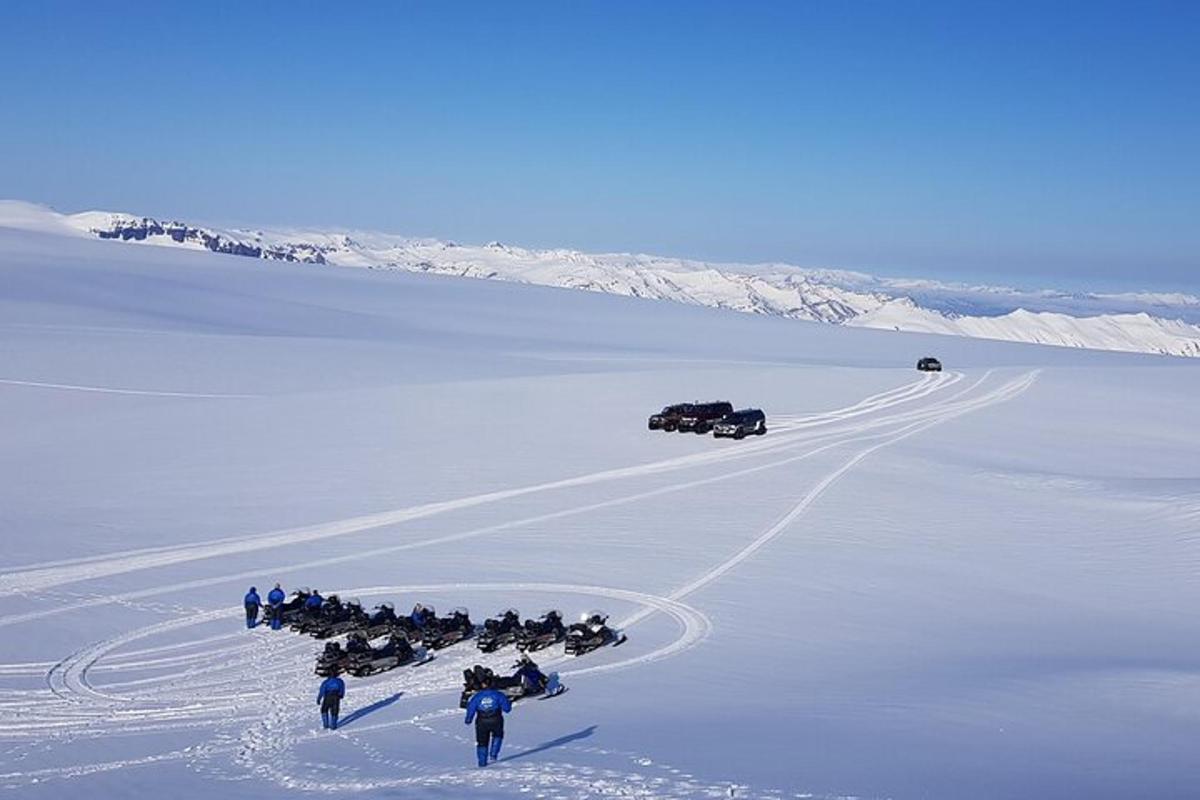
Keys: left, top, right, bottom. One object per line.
{"left": 756, "top": 425, "right": 766, "bottom": 435}
{"left": 733, "top": 428, "right": 745, "bottom": 440}
{"left": 663, "top": 422, "right": 676, "bottom": 432}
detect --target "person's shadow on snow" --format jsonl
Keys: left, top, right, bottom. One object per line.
{"left": 337, "top": 693, "right": 403, "bottom": 728}
{"left": 500, "top": 725, "right": 597, "bottom": 762}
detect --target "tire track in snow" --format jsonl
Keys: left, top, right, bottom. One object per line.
{"left": 0, "top": 378, "right": 255, "bottom": 399}
{"left": 618, "top": 369, "right": 1039, "bottom": 631}
{"left": 0, "top": 375, "right": 971, "bottom": 629}
{"left": 0, "top": 373, "right": 955, "bottom": 596}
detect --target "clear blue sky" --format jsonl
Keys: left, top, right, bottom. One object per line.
{"left": 1, "top": 1, "right": 1196, "bottom": 290}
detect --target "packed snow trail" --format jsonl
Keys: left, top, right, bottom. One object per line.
{"left": 617, "top": 370, "right": 1038, "bottom": 632}
{"left": 0, "top": 378, "right": 256, "bottom": 399}
{"left": 0, "top": 373, "right": 973, "bottom": 629}
{"left": 0, "top": 369, "right": 1034, "bottom": 798}
{"left": 0, "top": 373, "right": 954, "bottom": 595}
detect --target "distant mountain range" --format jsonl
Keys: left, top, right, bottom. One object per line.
{"left": 3, "top": 199, "right": 1198, "bottom": 358}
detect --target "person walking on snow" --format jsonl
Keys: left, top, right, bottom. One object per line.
{"left": 317, "top": 670, "right": 345, "bottom": 730}
{"left": 267, "top": 583, "right": 286, "bottom": 630}
{"left": 464, "top": 675, "right": 512, "bottom": 766}
{"left": 243, "top": 586, "right": 261, "bottom": 629}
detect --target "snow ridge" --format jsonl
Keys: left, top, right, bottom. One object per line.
{"left": 3, "top": 200, "right": 1198, "bottom": 357}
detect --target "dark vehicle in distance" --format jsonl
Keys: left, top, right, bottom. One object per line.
{"left": 648, "top": 403, "right": 695, "bottom": 432}
{"left": 677, "top": 401, "right": 734, "bottom": 433}
{"left": 713, "top": 409, "right": 767, "bottom": 439}
{"left": 917, "top": 357, "right": 943, "bottom": 372}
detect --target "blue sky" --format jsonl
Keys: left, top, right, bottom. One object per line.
{"left": 1, "top": 1, "right": 1196, "bottom": 290}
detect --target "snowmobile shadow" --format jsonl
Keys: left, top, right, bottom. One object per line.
{"left": 338, "top": 692, "right": 403, "bottom": 728}
{"left": 501, "top": 725, "right": 597, "bottom": 763}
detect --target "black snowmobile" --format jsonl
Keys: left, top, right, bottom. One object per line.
{"left": 515, "top": 609, "right": 566, "bottom": 652}
{"left": 358, "top": 602, "right": 400, "bottom": 640}
{"left": 476, "top": 608, "right": 522, "bottom": 653}
{"left": 420, "top": 607, "right": 475, "bottom": 650}
{"left": 315, "top": 640, "right": 352, "bottom": 677}
{"left": 564, "top": 611, "right": 626, "bottom": 656}
{"left": 346, "top": 632, "right": 426, "bottom": 677}
{"left": 458, "top": 656, "right": 561, "bottom": 708}
{"left": 310, "top": 598, "right": 370, "bottom": 639}
{"left": 277, "top": 588, "right": 313, "bottom": 626}
{"left": 295, "top": 594, "right": 346, "bottom": 635}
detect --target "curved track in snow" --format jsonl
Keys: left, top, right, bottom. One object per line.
{"left": 0, "top": 369, "right": 1038, "bottom": 797}
{"left": 0, "top": 373, "right": 955, "bottom": 596}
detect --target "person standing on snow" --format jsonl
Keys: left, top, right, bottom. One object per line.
{"left": 243, "top": 586, "right": 262, "bottom": 628}
{"left": 317, "top": 670, "right": 346, "bottom": 730}
{"left": 266, "top": 583, "right": 286, "bottom": 630}
{"left": 464, "top": 675, "right": 512, "bottom": 767}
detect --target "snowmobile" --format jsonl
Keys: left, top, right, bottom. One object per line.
{"left": 309, "top": 598, "right": 370, "bottom": 639}
{"left": 515, "top": 609, "right": 566, "bottom": 652}
{"left": 295, "top": 594, "right": 344, "bottom": 635}
{"left": 315, "top": 640, "right": 352, "bottom": 677}
{"left": 458, "top": 656, "right": 563, "bottom": 708}
{"left": 420, "top": 607, "right": 475, "bottom": 650}
{"left": 346, "top": 631, "right": 427, "bottom": 677}
{"left": 289, "top": 591, "right": 327, "bottom": 631}
{"left": 277, "top": 588, "right": 313, "bottom": 626}
{"left": 564, "top": 611, "right": 626, "bottom": 656}
{"left": 357, "top": 602, "right": 400, "bottom": 640}
{"left": 476, "top": 608, "right": 522, "bottom": 653}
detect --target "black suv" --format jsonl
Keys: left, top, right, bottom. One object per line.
{"left": 648, "top": 403, "right": 695, "bottom": 432}
{"left": 677, "top": 401, "right": 734, "bottom": 434}
{"left": 713, "top": 409, "right": 767, "bottom": 439}
{"left": 916, "top": 357, "right": 942, "bottom": 372}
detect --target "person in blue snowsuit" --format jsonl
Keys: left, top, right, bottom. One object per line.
{"left": 266, "top": 583, "right": 286, "bottom": 630}
{"left": 243, "top": 586, "right": 261, "bottom": 628}
{"left": 410, "top": 603, "right": 432, "bottom": 629}
{"left": 464, "top": 675, "right": 512, "bottom": 766}
{"left": 514, "top": 658, "right": 547, "bottom": 693}
{"left": 317, "top": 671, "right": 345, "bottom": 730}
{"left": 305, "top": 591, "right": 324, "bottom": 612}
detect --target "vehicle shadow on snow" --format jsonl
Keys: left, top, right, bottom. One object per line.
{"left": 338, "top": 692, "right": 403, "bottom": 728}
{"left": 501, "top": 725, "right": 598, "bottom": 763}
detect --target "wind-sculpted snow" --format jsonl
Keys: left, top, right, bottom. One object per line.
{"left": 2, "top": 199, "right": 1198, "bottom": 357}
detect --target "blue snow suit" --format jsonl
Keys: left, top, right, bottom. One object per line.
{"left": 317, "top": 676, "right": 345, "bottom": 729}
{"left": 410, "top": 607, "right": 431, "bottom": 628}
{"left": 465, "top": 688, "right": 511, "bottom": 766}
{"left": 305, "top": 594, "right": 323, "bottom": 611}
{"left": 515, "top": 662, "right": 547, "bottom": 692}
{"left": 267, "top": 586, "right": 286, "bottom": 629}
{"left": 243, "top": 589, "right": 261, "bottom": 628}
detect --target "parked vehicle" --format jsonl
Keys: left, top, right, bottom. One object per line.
{"left": 677, "top": 401, "right": 734, "bottom": 433}
{"left": 713, "top": 408, "right": 767, "bottom": 439}
{"left": 648, "top": 403, "right": 695, "bottom": 432}
{"left": 917, "top": 357, "right": 943, "bottom": 372}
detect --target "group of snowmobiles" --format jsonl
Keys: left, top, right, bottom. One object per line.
{"left": 274, "top": 588, "right": 625, "bottom": 680}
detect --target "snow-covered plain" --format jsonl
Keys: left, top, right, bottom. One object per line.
{"left": 0, "top": 224, "right": 1198, "bottom": 800}
{"left": 4, "top": 199, "right": 1200, "bottom": 358}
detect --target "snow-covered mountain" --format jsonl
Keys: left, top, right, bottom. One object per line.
{"left": 3, "top": 199, "right": 1199, "bottom": 357}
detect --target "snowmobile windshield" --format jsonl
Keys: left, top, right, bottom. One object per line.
{"left": 452, "top": 607, "right": 469, "bottom": 617}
